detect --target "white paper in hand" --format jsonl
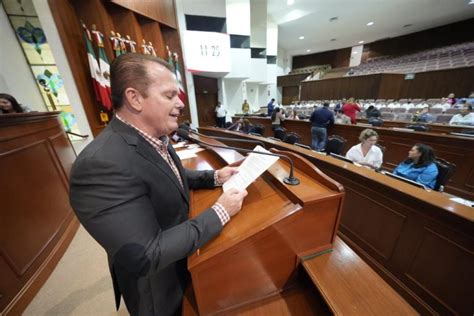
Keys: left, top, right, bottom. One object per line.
{"left": 223, "top": 145, "right": 279, "bottom": 192}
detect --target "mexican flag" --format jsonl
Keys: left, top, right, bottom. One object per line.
{"left": 174, "top": 53, "right": 186, "bottom": 103}
{"left": 97, "top": 46, "right": 113, "bottom": 111}
{"left": 82, "top": 23, "right": 101, "bottom": 106}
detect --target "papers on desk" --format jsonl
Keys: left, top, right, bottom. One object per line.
{"left": 175, "top": 145, "right": 205, "bottom": 160}
{"left": 172, "top": 142, "right": 187, "bottom": 149}
{"left": 223, "top": 145, "right": 279, "bottom": 192}
{"left": 450, "top": 197, "right": 474, "bottom": 207}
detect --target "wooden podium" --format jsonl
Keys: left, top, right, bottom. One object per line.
{"left": 180, "top": 136, "right": 344, "bottom": 315}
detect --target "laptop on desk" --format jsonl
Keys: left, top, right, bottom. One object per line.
{"left": 382, "top": 171, "right": 428, "bottom": 190}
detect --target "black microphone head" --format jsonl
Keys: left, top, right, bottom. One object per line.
{"left": 176, "top": 128, "right": 190, "bottom": 140}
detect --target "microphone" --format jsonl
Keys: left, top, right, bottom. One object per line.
{"left": 189, "top": 130, "right": 266, "bottom": 149}
{"left": 177, "top": 128, "right": 300, "bottom": 185}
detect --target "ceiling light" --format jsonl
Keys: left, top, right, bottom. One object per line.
{"left": 403, "top": 24, "right": 412, "bottom": 28}
{"left": 299, "top": 36, "right": 304, "bottom": 40}
{"left": 358, "top": 40, "right": 364, "bottom": 44}
{"left": 367, "top": 21, "right": 374, "bottom": 26}
{"left": 306, "top": 49, "right": 311, "bottom": 52}
{"left": 330, "top": 38, "right": 336, "bottom": 42}
{"left": 329, "top": 17, "right": 338, "bottom": 22}
{"left": 287, "top": 0, "right": 295, "bottom": 5}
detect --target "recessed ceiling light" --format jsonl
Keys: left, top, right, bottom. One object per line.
{"left": 367, "top": 21, "right": 374, "bottom": 26}
{"left": 358, "top": 40, "right": 364, "bottom": 44}
{"left": 329, "top": 17, "right": 338, "bottom": 22}
{"left": 287, "top": 0, "right": 295, "bottom": 5}
{"left": 330, "top": 38, "right": 336, "bottom": 42}
{"left": 403, "top": 24, "right": 413, "bottom": 28}
{"left": 299, "top": 36, "right": 304, "bottom": 40}
{"left": 306, "top": 49, "right": 311, "bottom": 52}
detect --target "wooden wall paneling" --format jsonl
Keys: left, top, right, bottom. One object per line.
{"left": 111, "top": 0, "right": 177, "bottom": 28}
{"left": 161, "top": 24, "right": 191, "bottom": 123}
{"left": 48, "top": 0, "right": 109, "bottom": 136}
{"left": 292, "top": 48, "right": 351, "bottom": 69}
{"left": 282, "top": 86, "right": 300, "bottom": 104}
{"left": 106, "top": 3, "right": 144, "bottom": 53}
{"left": 399, "top": 67, "right": 474, "bottom": 99}
{"left": 138, "top": 17, "right": 166, "bottom": 58}
{"left": 277, "top": 73, "right": 312, "bottom": 87}
{"left": 367, "top": 18, "right": 474, "bottom": 59}
{"left": 377, "top": 74, "right": 404, "bottom": 99}
{"left": 298, "top": 68, "right": 474, "bottom": 101}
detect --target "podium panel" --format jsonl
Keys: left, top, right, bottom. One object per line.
{"left": 180, "top": 137, "right": 344, "bottom": 315}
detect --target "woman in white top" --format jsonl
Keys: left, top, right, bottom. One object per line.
{"left": 345, "top": 129, "right": 383, "bottom": 169}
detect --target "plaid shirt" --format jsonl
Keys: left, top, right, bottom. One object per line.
{"left": 115, "top": 114, "right": 230, "bottom": 225}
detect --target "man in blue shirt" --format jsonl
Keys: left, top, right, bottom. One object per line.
{"left": 267, "top": 98, "right": 275, "bottom": 116}
{"left": 309, "top": 102, "right": 334, "bottom": 151}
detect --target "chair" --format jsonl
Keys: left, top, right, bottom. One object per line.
{"left": 379, "top": 107, "right": 391, "bottom": 113}
{"left": 396, "top": 113, "right": 413, "bottom": 122}
{"left": 381, "top": 112, "right": 396, "bottom": 121}
{"left": 429, "top": 108, "right": 443, "bottom": 114}
{"left": 283, "top": 132, "right": 301, "bottom": 145}
{"left": 434, "top": 158, "right": 456, "bottom": 192}
{"left": 250, "top": 124, "right": 265, "bottom": 136}
{"left": 435, "top": 114, "right": 453, "bottom": 124}
{"left": 325, "top": 135, "right": 347, "bottom": 155}
{"left": 392, "top": 107, "right": 406, "bottom": 114}
{"left": 406, "top": 124, "right": 431, "bottom": 132}
{"left": 445, "top": 108, "right": 461, "bottom": 115}
{"left": 408, "top": 108, "right": 419, "bottom": 114}
{"left": 274, "top": 127, "right": 287, "bottom": 141}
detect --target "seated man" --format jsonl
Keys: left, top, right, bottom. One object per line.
{"left": 449, "top": 104, "right": 474, "bottom": 126}
{"left": 416, "top": 107, "right": 435, "bottom": 123}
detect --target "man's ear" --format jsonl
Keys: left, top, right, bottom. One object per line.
{"left": 124, "top": 87, "right": 143, "bottom": 112}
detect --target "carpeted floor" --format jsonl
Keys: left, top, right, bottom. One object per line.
{"left": 24, "top": 225, "right": 129, "bottom": 315}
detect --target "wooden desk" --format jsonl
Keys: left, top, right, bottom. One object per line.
{"left": 0, "top": 112, "right": 79, "bottom": 315}
{"left": 357, "top": 118, "right": 474, "bottom": 134}
{"left": 232, "top": 116, "right": 474, "bottom": 201}
{"left": 180, "top": 136, "right": 344, "bottom": 315}
{"left": 199, "top": 127, "right": 474, "bottom": 315}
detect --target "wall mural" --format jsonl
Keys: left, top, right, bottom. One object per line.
{"left": 2, "top": 0, "right": 81, "bottom": 137}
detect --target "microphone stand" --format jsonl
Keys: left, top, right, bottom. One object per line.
{"left": 178, "top": 129, "right": 300, "bottom": 185}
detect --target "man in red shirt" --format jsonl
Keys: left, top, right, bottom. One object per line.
{"left": 342, "top": 97, "right": 361, "bottom": 124}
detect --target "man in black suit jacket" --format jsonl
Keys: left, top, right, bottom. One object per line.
{"left": 69, "top": 53, "right": 247, "bottom": 315}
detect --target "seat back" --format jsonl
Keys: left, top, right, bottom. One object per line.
{"left": 429, "top": 108, "right": 443, "bottom": 114}
{"left": 434, "top": 158, "right": 456, "bottom": 192}
{"left": 325, "top": 135, "right": 347, "bottom": 155}
{"left": 274, "top": 127, "right": 287, "bottom": 141}
{"left": 250, "top": 124, "right": 265, "bottom": 135}
{"left": 408, "top": 108, "right": 419, "bottom": 114}
{"left": 435, "top": 114, "right": 453, "bottom": 124}
{"left": 396, "top": 113, "right": 413, "bottom": 122}
{"left": 393, "top": 107, "right": 406, "bottom": 113}
{"left": 445, "top": 108, "right": 461, "bottom": 114}
{"left": 381, "top": 112, "right": 396, "bottom": 121}
{"left": 283, "top": 132, "right": 301, "bottom": 144}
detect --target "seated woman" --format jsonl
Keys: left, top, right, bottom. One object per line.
{"left": 393, "top": 143, "right": 439, "bottom": 189}
{"left": 345, "top": 129, "right": 383, "bottom": 169}
{"left": 0, "top": 93, "right": 25, "bottom": 114}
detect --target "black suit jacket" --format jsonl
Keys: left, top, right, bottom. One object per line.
{"left": 69, "top": 118, "right": 222, "bottom": 315}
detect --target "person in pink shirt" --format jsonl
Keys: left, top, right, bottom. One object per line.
{"left": 342, "top": 97, "right": 361, "bottom": 124}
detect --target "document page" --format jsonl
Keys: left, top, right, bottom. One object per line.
{"left": 223, "top": 145, "right": 279, "bottom": 192}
